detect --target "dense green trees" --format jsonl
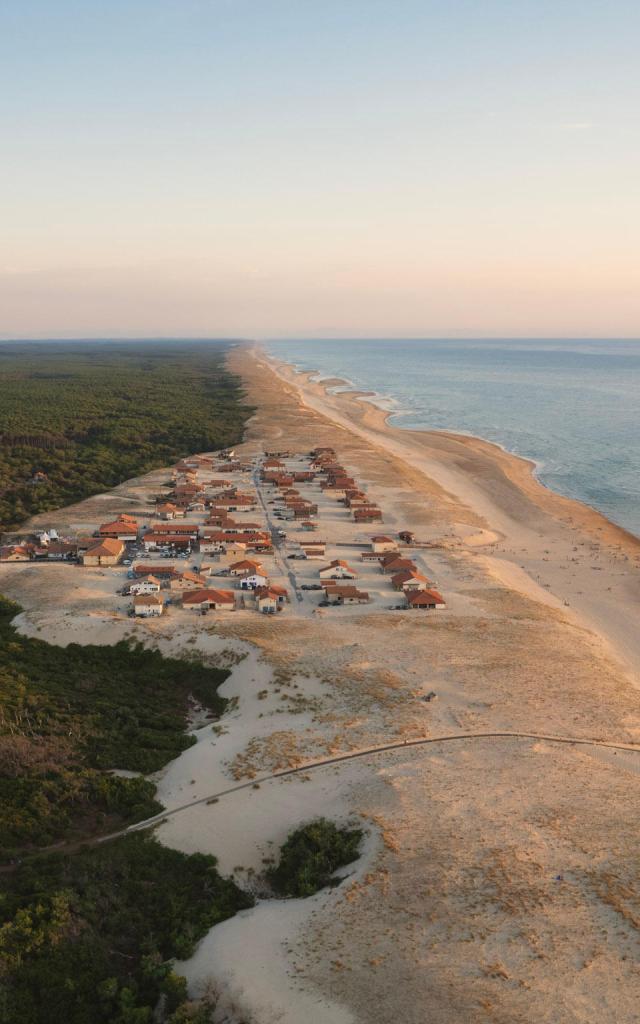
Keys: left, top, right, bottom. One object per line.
{"left": 0, "top": 834, "right": 252, "bottom": 1024}
{"left": 0, "top": 596, "right": 229, "bottom": 852}
{"left": 0, "top": 341, "right": 251, "bottom": 529}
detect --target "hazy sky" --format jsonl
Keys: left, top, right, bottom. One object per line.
{"left": 1, "top": 0, "right": 639, "bottom": 339}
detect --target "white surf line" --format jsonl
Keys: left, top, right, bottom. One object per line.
{"left": 88, "top": 730, "right": 640, "bottom": 846}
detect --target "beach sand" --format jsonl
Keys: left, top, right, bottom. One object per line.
{"left": 2, "top": 341, "right": 640, "bottom": 1023}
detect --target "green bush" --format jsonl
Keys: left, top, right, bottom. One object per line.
{"left": 267, "top": 818, "right": 363, "bottom": 897}
{"left": 0, "top": 833, "right": 252, "bottom": 1024}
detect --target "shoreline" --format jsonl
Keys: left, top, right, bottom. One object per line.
{"left": 251, "top": 343, "right": 640, "bottom": 682}
{"left": 267, "top": 350, "right": 640, "bottom": 546}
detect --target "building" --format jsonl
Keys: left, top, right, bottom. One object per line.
{"left": 380, "top": 556, "right": 417, "bottom": 576}
{"left": 405, "top": 589, "right": 446, "bottom": 610}
{"left": 354, "top": 507, "right": 383, "bottom": 523}
{"left": 132, "top": 564, "right": 180, "bottom": 579}
{"left": 0, "top": 544, "right": 31, "bottom": 562}
{"left": 298, "top": 539, "right": 326, "bottom": 559}
{"left": 182, "top": 588, "right": 236, "bottom": 611}
{"left": 322, "top": 584, "right": 370, "bottom": 605}
{"left": 133, "top": 594, "right": 164, "bottom": 617}
{"left": 156, "top": 502, "right": 182, "bottom": 520}
{"left": 98, "top": 516, "right": 138, "bottom": 542}
{"left": 229, "top": 558, "right": 265, "bottom": 578}
{"left": 239, "top": 573, "right": 269, "bottom": 590}
{"left": 83, "top": 538, "right": 125, "bottom": 566}
{"left": 318, "top": 559, "right": 358, "bottom": 580}
{"left": 253, "top": 585, "right": 288, "bottom": 613}
{"left": 391, "top": 570, "right": 432, "bottom": 592}
{"left": 168, "top": 571, "right": 209, "bottom": 592}
{"left": 46, "top": 541, "right": 78, "bottom": 560}
{"left": 142, "top": 533, "right": 192, "bottom": 552}
{"left": 129, "top": 575, "right": 162, "bottom": 595}
{"left": 370, "top": 535, "right": 397, "bottom": 553}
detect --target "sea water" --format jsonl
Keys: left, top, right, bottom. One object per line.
{"left": 264, "top": 339, "right": 640, "bottom": 539}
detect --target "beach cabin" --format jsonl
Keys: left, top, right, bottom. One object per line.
{"left": 133, "top": 594, "right": 164, "bottom": 617}
{"left": 392, "top": 570, "right": 431, "bottom": 593}
{"left": 319, "top": 559, "right": 358, "bottom": 581}
{"left": 83, "top": 539, "right": 125, "bottom": 567}
{"left": 370, "top": 535, "right": 397, "bottom": 554}
{"left": 240, "top": 573, "right": 269, "bottom": 590}
{"left": 229, "top": 559, "right": 265, "bottom": 578}
{"left": 405, "top": 589, "right": 446, "bottom": 610}
{"left": 182, "top": 588, "right": 236, "bottom": 611}
{"left": 129, "top": 575, "right": 162, "bottom": 595}
{"left": 98, "top": 516, "right": 138, "bottom": 542}
{"left": 169, "top": 571, "right": 208, "bottom": 592}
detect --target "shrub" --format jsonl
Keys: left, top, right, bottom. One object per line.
{"left": 267, "top": 818, "right": 363, "bottom": 897}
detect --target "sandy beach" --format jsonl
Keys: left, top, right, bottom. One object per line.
{"left": 2, "top": 341, "right": 640, "bottom": 1023}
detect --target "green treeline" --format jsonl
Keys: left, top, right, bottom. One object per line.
{"left": 0, "top": 593, "right": 247, "bottom": 1022}
{"left": 0, "top": 833, "right": 252, "bottom": 1024}
{"left": 0, "top": 596, "right": 228, "bottom": 853}
{"left": 0, "top": 340, "right": 251, "bottom": 529}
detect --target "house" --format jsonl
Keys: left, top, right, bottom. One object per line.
{"left": 133, "top": 564, "right": 179, "bottom": 579}
{"left": 252, "top": 586, "right": 287, "bottom": 614}
{"left": 229, "top": 559, "right": 265, "bottom": 578}
{"left": 380, "top": 556, "right": 417, "bottom": 575}
{"left": 46, "top": 541, "right": 78, "bottom": 560}
{"left": 182, "top": 588, "right": 236, "bottom": 611}
{"left": 300, "top": 521, "right": 317, "bottom": 531}
{"left": 405, "top": 589, "right": 446, "bottom": 610}
{"left": 133, "top": 594, "right": 164, "bottom": 617}
{"left": 168, "top": 571, "right": 208, "bottom": 592}
{"left": 129, "top": 575, "right": 162, "bottom": 595}
{"left": 239, "top": 573, "right": 269, "bottom": 590}
{"left": 354, "top": 507, "right": 383, "bottom": 523}
{"left": 220, "top": 542, "right": 248, "bottom": 559}
{"left": 147, "top": 523, "right": 200, "bottom": 537}
{"left": 142, "top": 533, "right": 192, "bottom": 552}
{"left": 370, "top": 535, "right": 397, "bottom": 554}
{"left": 0, "top": 544, "right": 31, "bottom": 562}
{"left": 322, "top": 585, "right": 370, "bottom": 605}
{"left": 318, "top": 559, "right": 357, "bottom": 580}
{"left": 98, "top": 516, "right": 138, "bottom": 542}
{"left": 391, "top": 570, "right": 431, "bottom": 592}
{"left": 83, "top": 538, "right": 125, "bottom": 566}
{"left": 156, "top": 502, "right": 180, "bottom": 520}
{"left": 299, "top": 539, "right": 326, "bottom": 559}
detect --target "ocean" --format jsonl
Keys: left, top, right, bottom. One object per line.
{"left": 264, "top": 339, "right": 640, "bottom": 539}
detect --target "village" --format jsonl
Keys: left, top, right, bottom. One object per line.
{"left": 0, "top": 446, "right": 446, "bottom": 621}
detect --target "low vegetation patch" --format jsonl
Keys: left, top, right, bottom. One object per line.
{"left": 267, "top": 818, "right": 363, "bottom": 897}
{"left": 0, "top": 596, "right": 229, "bottom": 852}
{"left": 0, "top": 833, "right": 253, "bottom": 1024}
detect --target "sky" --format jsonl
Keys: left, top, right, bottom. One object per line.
{"left": 1, "top": 0, "right": 639, "bottom": 339}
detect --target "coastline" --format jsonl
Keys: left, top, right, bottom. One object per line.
{"left": 3, "top": 342, "right": 640, "bottom": 1022}
{"left": 270, "top": 350, "right": 640, "bottom": 545}
{"left": 250, "top": 343, "right": 640, "bottom": 681}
